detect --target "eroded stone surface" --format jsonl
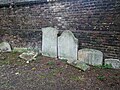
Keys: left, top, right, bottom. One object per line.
{"left": 0, "top": 42, "right": 12, "bottom": 52}
{"left": 42, "top": 27, "right": 58, "bottom": 58}
{"left": 78, "top": 49, "right": 103, "bottom": 66}
{"left": 105, "top": 59, "right": 120, "bottom": 69}
{"left": 58, "top": 30, "right": 78, "bottom": 61}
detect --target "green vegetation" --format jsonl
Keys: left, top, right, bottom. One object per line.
{"left": 60, "top": 59, "right": 67, "bottom": 63}
{"left": 46, "top": 61, "right": 55, "bottom": 65}
{"left": 13, "top": 47, "right": 28, "bottom": 53}
{"left": 0, "top": 80, "right": 15, "bottom": 89}
{"left": 94, "top": 64, "right": 113, "bottom": 69}
{"left": 97, "top": 75, "right": 105, "bottom": 81}
{"left": 0, "top": 59, "right": 10, "bottom": 65}
{"left": 0, "top": 52, "right": 26, "bottom": 66}
{"left": 70, "top": 75, "right": 85, "bottom": 81}
{"left": 38, "top": 68, "right": 64, "bottom": 79}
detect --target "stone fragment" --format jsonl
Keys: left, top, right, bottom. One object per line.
{"left": 67, "top": 61, "right": 90, "bottom": 71}
{"left": 75, "top": 61, "right": 90, "bottom": 71}
{"left": 19, "top": 51, "right": 38, "bottom": 63}
{"left": 105, "top": 59, "right": 120, "bottom": 69}
{"left": 0, "top": 42, "right": 12, "bottom": 52}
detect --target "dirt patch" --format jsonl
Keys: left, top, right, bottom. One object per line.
{"left": 0, "top": 52, "right": 120, "bottom": 90}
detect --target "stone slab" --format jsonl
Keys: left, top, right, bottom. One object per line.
{"left": 58, "top": 30, "right": 78, "bottom": 61}
{"left": 0, "top": 42, "right": 12, "bottom": 52}
{"left": 105, "top": 59, "right": 120, "bottom": 69}
{"left": 42, "top": 27, "right": 58, "bottom": 58}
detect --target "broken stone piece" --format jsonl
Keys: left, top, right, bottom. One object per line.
{"left": 19, "top": 51, "right": 38, "bottom": 63}
{"left": 0, "top": 42, "right": 12, "bottom": 52}
{"left": 67, "top": 59, "right": 75, "bottom": 64}
{"left": 105, "top": 59, "right": 120, "bottom": 69}
{"left": 67, "top": 61, "right": 90, "bottom": 71}
{"left": 75, "top": 61, "right": 90, "bottom": 71}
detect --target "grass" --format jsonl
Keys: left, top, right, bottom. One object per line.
{"left": 12, "top": 47, "right": 28, "bottom": 53}
{"left": 38, "top": 68, "right": 64, "bottom": 79}
{"left": 60, "top": 59, "right": 67, "bottom": 63}
{"left": 0, "top": 52, "right": 26, "bottom": 66}
{"left": 94, "top": 64, "right": 113, "bottom": 69}
{"left": 70, "top": 75, "right": 85, "bottom": 81}
{"left": 0, "top": 60, "right": 10, "bottom": 65}
{"left": 0, "top": 81, "right": 15, "bottom": 89}
{"left": 46, "top": 61, "right": 55, "bottom": 65}
{"left": 97, "top": 75, "right": 105, "bottom": 81}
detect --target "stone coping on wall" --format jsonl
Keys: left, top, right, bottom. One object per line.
{"left": 0, "top": 29, "right": 119, "bottom": 34}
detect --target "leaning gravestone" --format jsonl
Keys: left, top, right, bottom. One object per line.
{"left": 105, "top": 59, "right": 120, "bottom": 69}
{"left": 42, "top": 27, "right": 58, "bottom": 58}
{"left": 58, "top": 30, "right": 78, "bottom": 62}
{"left": 78, "top": 49, "right": 103, "bottom": 66}
{"left": 0, "top": 42, "right": 12, "bottom": 52}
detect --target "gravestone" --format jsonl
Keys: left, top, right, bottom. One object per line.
{"left": 78, "top": 49, "right": 103, "bottom": 66}
{"left": 42, "top": 27, "right": 58, "bottom": 58}
{"left": 0, "top": 42, "right": 12, "bottom": 52}
{"left": 105, "top": 59, "right": 120, "bottom": 69}
{"left": 58, "top": 30, "right": 78, "bottom": 61}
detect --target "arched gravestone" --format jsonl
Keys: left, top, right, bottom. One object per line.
{"left": 42, "top": 27, "right": 58, "bottom": 58}
{"left": 78, "top": 49, "right": 103, "bottom": 66}
{"left": 58, "top": 30, "right": 78, "bottom": 62}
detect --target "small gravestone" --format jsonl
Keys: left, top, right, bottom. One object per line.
{"left": 58, "top": 30, "right": 78, "bottom": 61}
{"left": 42, "top": 27, "right": 58, "bottom": 58}
{"left": 0, "top": 42, "right": 12, "bottom": 52}
{"left": 105, "top": 59, "right": 120, "bottom": 69}
{"left": 78, "top": 49, "right": 103, "bottom": 66}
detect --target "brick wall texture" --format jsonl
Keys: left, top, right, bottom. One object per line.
{"left": 0, "top": 0, "right": 120, "bottom": 59}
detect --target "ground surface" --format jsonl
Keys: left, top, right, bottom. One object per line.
{"left": 0, "top": 52, "right": 120, "bottom": 90}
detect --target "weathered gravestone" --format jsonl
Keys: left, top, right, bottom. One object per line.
{"left": 105, "top": 59, "right": 120, "bottom": 69}
{"left": 0, "top": 42, "right": 12, "bottom": 52}
{"left": 42, "top": 27, "right": 58, "bottom": 58}
{"left": 58, "top": 30, "right": 78, "bottom": 62}
{"left": 78, "top": 49, "right": 103, "bottom": 66}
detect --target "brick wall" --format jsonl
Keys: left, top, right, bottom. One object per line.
{"left": 0, "top": 0, "right": 120, "bottom": 59}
